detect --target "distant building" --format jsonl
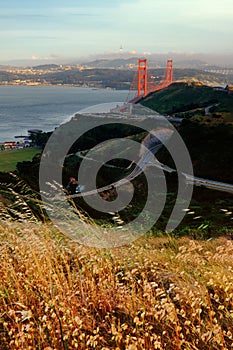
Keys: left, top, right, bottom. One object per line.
{"left": 4, "top": 141, "right": 16, "bottom": 149}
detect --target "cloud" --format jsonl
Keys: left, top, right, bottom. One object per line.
{"left": 31, "top": 55, "right": 49, "bottom": 61}
{"left": 1, "top": 0, "right": 233, "bottom": 62}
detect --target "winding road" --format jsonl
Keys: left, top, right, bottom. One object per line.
{"left": 68, "top": 127, "right": 233, "bottom": 199}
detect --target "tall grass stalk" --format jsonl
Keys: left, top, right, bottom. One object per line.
{"left": 1, "top": 222, "right": 233, "bottom": 349}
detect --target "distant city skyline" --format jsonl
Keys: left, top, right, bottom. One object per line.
{"left": 0, "top": 0, "right": 233, "bottom": 66}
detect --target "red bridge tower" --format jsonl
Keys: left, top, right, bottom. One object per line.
{"left": 137, "top": 59, "right": 148, "bottom": 97}
{"left": 165, "top": 59, "right": 173, "bottom": 86}
{"left": 136, "top": 59, "right": 173, "bottom": 97}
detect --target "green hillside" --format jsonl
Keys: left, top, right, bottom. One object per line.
{"left": 0, "top": 148, "right": 40, "bottom": 172}
{"left": 141, "top": 81, "right": 233, "bottom": 187}
{"left": 141, "top": 82, "right": 233, "bottom": 117}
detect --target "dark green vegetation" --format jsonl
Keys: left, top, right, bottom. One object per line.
{"left": 140, "top": 82, "right": 233, "bottom": 235}
{"left": 141, "top": 82, "right": 233, "bottom": 182}
{"left": 141, "top": 82, "right": 233, "bottom": 116}
{"left": 178, "top": 121, "right": 233, "bottom": 182}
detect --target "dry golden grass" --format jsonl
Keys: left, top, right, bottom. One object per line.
{"left": 1, "top": 222, "right": 233, "bottom": 349}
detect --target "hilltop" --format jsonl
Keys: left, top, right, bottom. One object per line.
{"left": 141, "top": 82, "right": 233, "bottom": 118}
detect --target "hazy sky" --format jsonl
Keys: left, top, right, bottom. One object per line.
{"left": 0, "top": 0, "right": 233, "bottom": 63}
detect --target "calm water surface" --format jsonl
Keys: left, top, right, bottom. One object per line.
{"left": 0, "top": 85, "right": 130, "bottom": 142}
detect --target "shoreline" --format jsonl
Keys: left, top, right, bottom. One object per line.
{"left": 0, "top": 86, "right": 130, "bottom": 143}
{"left": 0, "top": 83, "right": 118, "bottom": 90}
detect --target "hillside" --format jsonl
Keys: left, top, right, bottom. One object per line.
{"left": 141, "top": 82, "right": 233, "bottom": 185}
{"left": 1, "top": 223, "right": 233, "bottom": 349}
{"left": 141, "top": 82, "right": 233, "bottom": 116}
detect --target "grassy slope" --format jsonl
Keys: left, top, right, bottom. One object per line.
{"left": 141, "top": 82, "right": 233, "bottom": 116}
{"left": 0, "top": 148, "right": 40, "bottom": 172}
{"left": 1, "top": 223, "right": 233, "bottom": 349}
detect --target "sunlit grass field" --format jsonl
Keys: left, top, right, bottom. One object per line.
{"left": 1, "top": 222, "right": 233, "bottom": 349}
{"left": 0, "top": 148, "right": 40, "bottom": 172}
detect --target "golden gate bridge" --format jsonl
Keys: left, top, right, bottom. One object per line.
{"left": 128, "top": 58, "right": 173, "bottom": 102}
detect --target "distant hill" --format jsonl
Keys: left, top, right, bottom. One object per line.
{"left": 81, "top": 58, "right": 139, "bottom": 69}
{"left": 82, "top": 58, "right": 210, "bottom": 70}
{"left": 0, "top": 65, "right": 14, "bottom": 70}
{"left": 81, "top": 58, "right": 213, "bottom": 70}
{"left": 32, "top": 64, "right": 61, "bottom": 70}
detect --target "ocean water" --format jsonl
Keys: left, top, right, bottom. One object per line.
{"left": 0, "top": 85, "right": 130, "bottom": 142}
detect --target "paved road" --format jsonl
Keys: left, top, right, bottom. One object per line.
{"left": 69, "top": 128, "right": 173, "bottom": 199}
{"left": 182, "top": 173, "right": 233, "bottom": 194}
{"left": 69, "top": 128, "right": 233, "bottom": 199}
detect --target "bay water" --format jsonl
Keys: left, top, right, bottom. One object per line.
{"left": 0, "top": 85, "right": 130, "bottom": 142}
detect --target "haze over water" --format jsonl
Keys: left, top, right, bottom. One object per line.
{"left": 0, "top": 86, "right": 129, "bottom": 142}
